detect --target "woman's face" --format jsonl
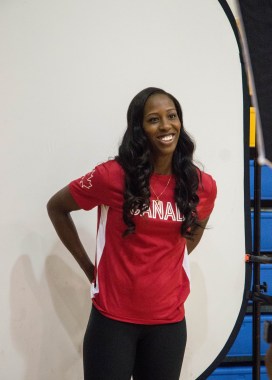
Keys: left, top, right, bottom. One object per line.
{"left": 142, "top": 93, "right": 181, "bottom": 160}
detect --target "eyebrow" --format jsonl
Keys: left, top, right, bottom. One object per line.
{"left": 145, "top": 108, "right": 177, "bottom": 117}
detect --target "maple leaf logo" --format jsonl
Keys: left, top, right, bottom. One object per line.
{"left": 79, "top": 169, "right": 95, "bottom": 189}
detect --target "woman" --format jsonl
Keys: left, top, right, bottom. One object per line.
{"left": 47, "top": 87, "right": 217, "bottom": 380}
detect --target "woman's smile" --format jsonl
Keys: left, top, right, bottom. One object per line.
{"left": 157, "top": 133, "right": 176, "bottom": 143}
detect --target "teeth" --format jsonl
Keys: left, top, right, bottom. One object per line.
{"left": 160, "top": 134, "right": 173, "bottom": 141}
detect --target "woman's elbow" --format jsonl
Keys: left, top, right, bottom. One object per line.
{"left": 47, "top": 195, "right": 59, "bottom": 219}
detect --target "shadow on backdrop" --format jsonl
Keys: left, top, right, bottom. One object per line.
{"left": 10, "top": 234, "right": 91, "bottom": 380}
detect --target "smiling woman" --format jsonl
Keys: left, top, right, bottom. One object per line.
{"left": 47, "top": 86, "right": 217, "bottom": 380}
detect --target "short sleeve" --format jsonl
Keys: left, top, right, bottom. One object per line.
{"left": 196, "top": 173, "right": 217, "bottom": 221}
{"left": 69, "top": 163, "right": 110, "bottom": 210}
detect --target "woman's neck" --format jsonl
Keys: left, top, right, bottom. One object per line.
{"left": 153, "top": 156, "right": 173, "bottom": 175}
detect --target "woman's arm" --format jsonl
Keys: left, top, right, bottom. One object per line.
{"left": 186, "top": 218, "right": 209, "bottom": 254}
{"left": 47, "top": 186, "right": 95, "bottom": 283}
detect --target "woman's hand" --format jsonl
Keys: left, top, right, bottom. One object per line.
{"left": 186, "top": 218, "right": 209, "bottom": 254}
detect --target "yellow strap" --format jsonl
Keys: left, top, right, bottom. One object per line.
{"left": 250, "top": 107, "right": 256, "bottom": 147}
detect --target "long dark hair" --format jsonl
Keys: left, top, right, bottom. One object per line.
{"left": 115, "top": 87, "right": 200, "bottom": 238}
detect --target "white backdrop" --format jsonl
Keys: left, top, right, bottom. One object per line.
{"left": 0, "top": 1, "right": 247, "bottom": 379}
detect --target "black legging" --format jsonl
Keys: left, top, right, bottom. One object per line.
{"left": 83, "top": 306, "right": 187, "bottom": 380}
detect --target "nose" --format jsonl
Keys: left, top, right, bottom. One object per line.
{"left": 159, "top": 117, "right": 171, "bottom": 131}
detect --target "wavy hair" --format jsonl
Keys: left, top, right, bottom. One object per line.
{"left": 115, "top": 87, "right": 200, "bottom": 238}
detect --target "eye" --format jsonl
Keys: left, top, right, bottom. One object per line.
{"left": 168, "top": 112, "right": 177, "bottom": 120}
{"left": 148, "top": 117, "right": 159, "bottom": 124}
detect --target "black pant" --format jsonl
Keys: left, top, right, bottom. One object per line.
{"left": 83, "top": 306, "right": 187, "bottom": 380}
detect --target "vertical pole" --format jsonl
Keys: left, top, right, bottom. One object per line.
{"left": 252, "top": 138, "right": 262, "bottom": 379}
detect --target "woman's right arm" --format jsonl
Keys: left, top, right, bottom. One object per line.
{"left": 47, "top": 186, "right": 95, "bottom": 283}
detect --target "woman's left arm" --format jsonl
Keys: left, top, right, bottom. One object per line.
{"left": 186, "top": 218, "right": 209, "bottom": 254}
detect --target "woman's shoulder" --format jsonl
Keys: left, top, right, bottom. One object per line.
{"left": 199, "top": 170, "right": 216, "bottom": 186}
{"left": 95, "top": 159, "right": 124, "bottom": 178}
{"left": 197, "top": 169, "right": 217, "bottom": 198}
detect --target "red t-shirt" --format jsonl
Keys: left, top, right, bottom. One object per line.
{"left": 69, "top": 160, "right": 217, "bottom": 324}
